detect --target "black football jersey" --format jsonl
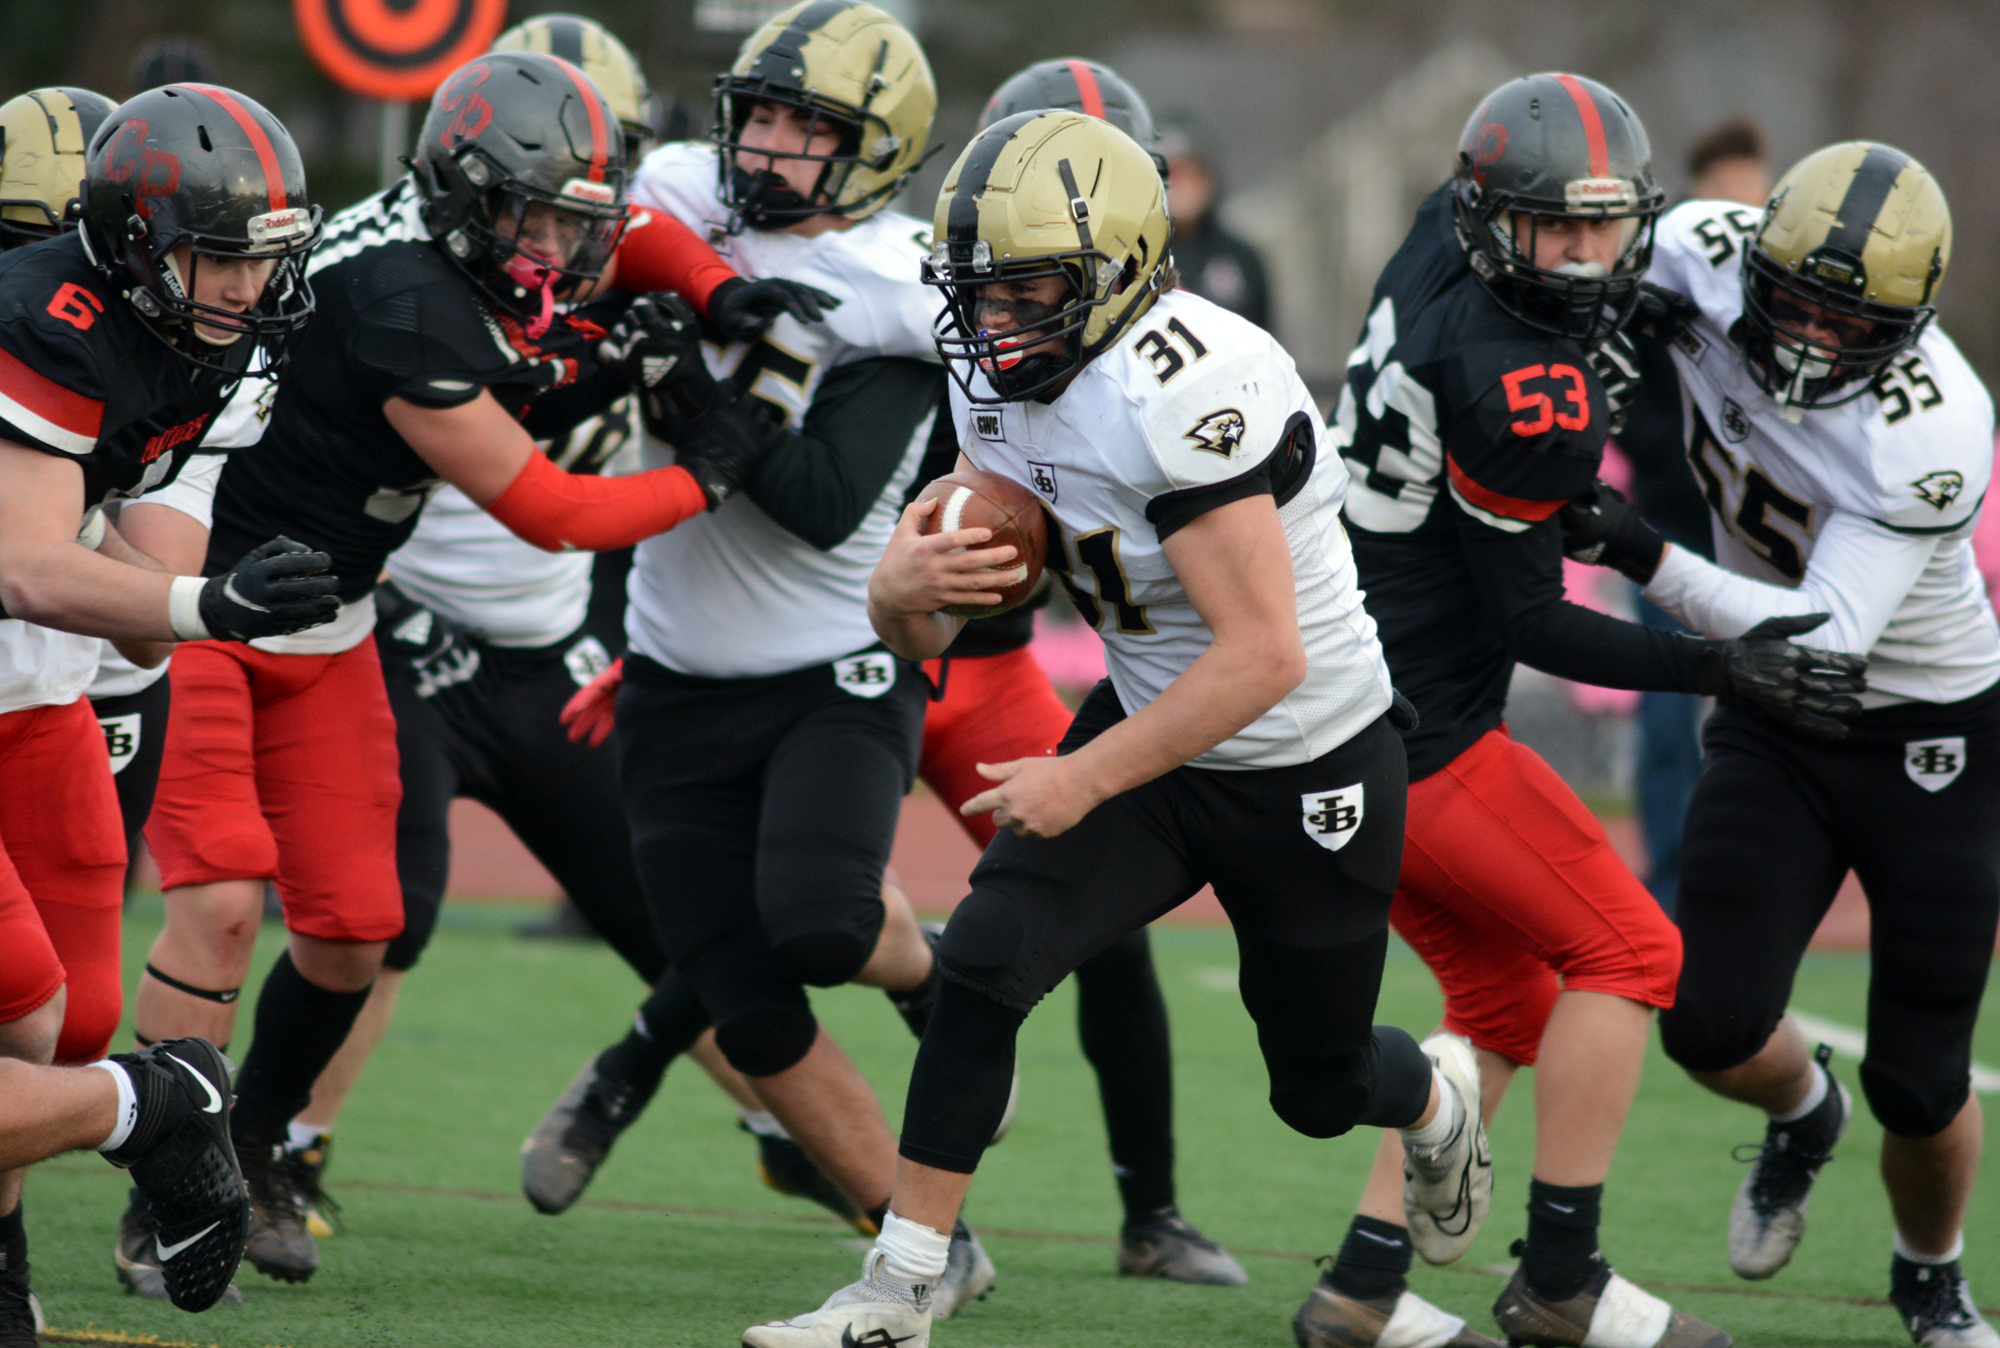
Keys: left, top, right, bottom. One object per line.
{"left": 0, "top": 232, "right": 249, "bottom": 507}
{"left": 1339, "top": 184, "right": 1702, "bottom": 779}
{"left": 205, "top": 182, "right": 631, "bottom": 600}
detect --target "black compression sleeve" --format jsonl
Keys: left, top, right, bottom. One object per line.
{"left": 1457, "top": 511, "right": 1709, "bottom": 692}
{"left": 746, "top": 357, "right": 944, "bottom": 551}
{"left": 521, "top": 366, "right": 629, "bottom": 443}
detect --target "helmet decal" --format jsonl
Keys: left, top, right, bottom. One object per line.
{"left": 1063, "top": 59, "right": 1105, "bottom": 119}
{"left": 98, "top": 121, "right": 181, "bottom": 218}
{"left": 436, "top": 64, "right": 495, "bottom": 147}
{"left": 549, "top": 56, "right": 610, "bottom": 183}
{"left": 179, "top": 85, "right": 288, "bottom": 210}
{"left": 1551, "top": 74, "right": 1609, "bottom": 179}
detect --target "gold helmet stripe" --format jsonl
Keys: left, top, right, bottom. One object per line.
{"left": 747, "top": 0, "right": 857, "bottom": 84}
{"left": 1822, "top": 142, "right": 1911, "bottom": 263}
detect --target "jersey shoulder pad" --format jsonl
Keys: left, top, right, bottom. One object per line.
{"left": 1439, "top": 329, "right": 1603, "bottom": 525}
{"left": 631, "top": 142, "right": 725, "bottom": 231}
{"left": 1650, "top": 200, "right": 1760, "bottom": 328}
{"left": 337, "top": 242, "right": 511, "bottom": 402}
{"left": 1120, "top": 296, "right": 1303, "bottom": 494}
{"left": 811, "top": 209, "right": 940, "bottom": 363}
{"left": 0, "top": 238, "right": 113, "bottom": 457}
{"left": 1861, "top": 326, "right": 1994, "bottom": 534}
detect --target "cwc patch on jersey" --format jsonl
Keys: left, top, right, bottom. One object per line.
{"left": 833, "top": 652, "right": 897, "bottom": 698}
{"left": 1184, "top": 408, "right": 1246, "bottom": 457}
{"left": 1301, "top": 784, "right": 1364, "bottom": 851}
{"left": 1906, "top": 737, "right": 1966, "bottom": 792}
{"left": 98, "top": 712, "right": 141, "bottom": 775}
{"left": 1911, "top": 471, "right": 1964, "bottom": 511}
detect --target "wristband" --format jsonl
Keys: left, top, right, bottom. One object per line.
{"left": 168, "top": 575, "right": 211, "bottom": 641}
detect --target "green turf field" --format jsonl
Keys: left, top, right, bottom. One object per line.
{"left": 25, "top": 896, "right": 1999, "bottom": 1348}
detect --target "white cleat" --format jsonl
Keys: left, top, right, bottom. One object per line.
{"left": 743, "top": 1249, "right": 932, "bottom": 1348}
{"left": 1403, "top": 1033, "right": 1491, "bottom": 1266}
{"left": 1893, "top": 1260, "right": 2000, "bottom": 1348}
{"left": 932, "top": 1221, "right": 995, "bottom": 1319}
{"left": 1727, "top": 1051, "right": 1850, "bottom": 1280}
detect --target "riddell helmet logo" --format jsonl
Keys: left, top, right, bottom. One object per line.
{"left": 247, "top": 208, "right": 309, "bottom": 245}
{"left": 1564, "top": 177, "right": 1635, "bottom": 209}
{"left": 560, "top": 178, "right": 616, "bottom": 206}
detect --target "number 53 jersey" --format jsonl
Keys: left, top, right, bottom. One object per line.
{"left": 951, "top": 289, "right": 1393, "bottom": 770}
{"left": 1649, "top": 199, "right": 2000, "bottom": 704}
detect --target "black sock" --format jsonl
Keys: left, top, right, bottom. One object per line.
{"left": 1076, "top": 932, "right": 1178, "bottom": 1224}
{"left": 0, "top": 1202, "right": 21, "bottom": 1248}
{"left": 1523, "top": 1179, "right": 1604, "bottom": 1299}
{"left": 229, "top": 952, "right": 373, "bottom": 1151}
{"left": 600, "top": 969, "right": 709, "bottom": 1101}
{"left": 1327, "top": 1214, "right": 1412, "bottom": 1300}
{"left": 887, "top": 949, "right": 941, "bottom": 1039}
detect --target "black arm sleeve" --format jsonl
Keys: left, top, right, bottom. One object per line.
{"left": 1457, "top": 509, "right": 1710, "bottom": 692}
{"left": 520, "top": 365, "right": 629, "bottom": 442}
{"left": 746, "top": 356, "right": 944, "bottom": 551}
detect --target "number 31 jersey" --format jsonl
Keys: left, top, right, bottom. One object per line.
{"left": 1650, "top": 199, "right": 1999, "bottom": 704}
{"left": 952, "top": 289, "right": 1393, "bottom": 770}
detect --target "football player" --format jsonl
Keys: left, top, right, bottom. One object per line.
{"left": 1297, "top": 74, "right": 1868, "bottom": 1348}
{"left": 0, "top": 83, "right": 337, "bottom": 1332}
{"left": 1564, "top": 142, "right": 2000, "bottom": 1348}
{"left": 127, "top": 50, "right": 786, "bottom": 1286}
{"left": 746, "top": 108, "right": 1482, "bottom": 1348}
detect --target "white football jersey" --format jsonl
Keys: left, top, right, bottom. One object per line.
{"left": 622, "top": 143, "right": 939, "bottom": 678}
{"left": 1644, "top": 200, "right": 2000, "bottom": 706}
{"left": 955, "top": 290, "right": 1393, "bottom": 770}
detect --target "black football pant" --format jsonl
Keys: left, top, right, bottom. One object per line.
{"left": 90, "top": 675, "right": 172, "bottom": 872}
{"left": 1662, "top": 687, "right": 2000, "bottom": 1138}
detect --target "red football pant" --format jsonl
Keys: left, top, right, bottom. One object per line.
{"left": 0, "top": 699, "right": 126, "bottom": 1062}
{"left": 1393, "top": 726, "right": 1682, "bottom": 1066}
{"left": 920, "top": 647, "right": 1075, "bottom": 848}
{"left": 147, "top": 639, "right": 404, "bottom": 943}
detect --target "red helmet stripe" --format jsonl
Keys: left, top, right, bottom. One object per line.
{"left": 550, "top": 56, "right": 609, "bottom": 183}
{"left": 178, "top": 84, "right": 285, "bottom": 211}
{"left": 1065, "top": 60, "right": 1106, "bottom": 120}
{"left": 1552, "top": 74, "right": 1610, "bottom": 179}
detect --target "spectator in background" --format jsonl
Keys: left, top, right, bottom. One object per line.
{"left": 1615, "top": 114, "right": 1772, "bottom": 916}
{"left": 1158, "top": 113, "right": 1271, "bottom": 329}
{"left": 126, "top": 36, "right": 219, "bottom": 95}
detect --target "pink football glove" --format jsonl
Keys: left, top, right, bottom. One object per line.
{"left": 560, "top": 657, "right": 624, "bottom": 748}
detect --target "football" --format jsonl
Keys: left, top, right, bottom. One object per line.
{"left": 914, "top": 470, "right": 1050, "bottom": 618}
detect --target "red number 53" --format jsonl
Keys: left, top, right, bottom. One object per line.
{"left": 1500, "top": 363, "right": 1589, "bottom": 437}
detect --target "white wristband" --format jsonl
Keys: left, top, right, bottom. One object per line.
{"left": 168, "top": 574, "right": 211, "bottom": 641}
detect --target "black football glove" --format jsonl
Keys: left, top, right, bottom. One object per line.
{"left": 1559, "top": 480, "right": 1667, "bottom": 583}
{"left": 199, "top": 537, "right": 339, "bottom": 642}
{"left": 1628, "top": 280, "right": 1700, "bottom": 344}
{"left": 704, "top": 275, "right": 842, "bottom": 341}
{"left": 1587, "top": 329, "right": 1641, "bottom": 438}
{"left": 598, "top": 293, "right": 716, "bottom": 403}
{"left": 650, "top": 378, "right": 786, "bottom": 511}
{"left": 373, "top": 581, "right": 481, "bottom": 699}
{"left": 1696, "top": 614, "right": 1868, "bottom": 740}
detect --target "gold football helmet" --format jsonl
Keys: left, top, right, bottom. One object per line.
{"left": 925, "top": 110, "right": 1172, "bottom": 404}
{"left": 713, "top": 0, "right": 935, "bottom": 229}
{"left": 0, "top": 86, "right": 115, "bottom": 249}
{"left": 491, "top": 13, "right": 657, "bottom": 161}
{"left": 1742, "top": 141, "right": 1950, "bottom": 410}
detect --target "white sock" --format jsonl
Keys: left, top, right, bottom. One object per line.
{"left": 739, "top": 1108, "right": 790, "bottom": 1141}
{"left": 1895, "top": 1233, "right": 1964, "bottom": 1266}
{"left": 1770, "top": 1062, "right": 1830, "bottom": 1123}
{"left": 91, "top": 1061, "right": 139, "bottom": 1152}
{"left": 1400, "top": 1066, "right": 1461, "bottom": 1152}
{"left": 875, "top": 1210, "right": 951, "bottom": 1294}
{"left": 287, "top": 1120, "right": 325, "bottom": 1152}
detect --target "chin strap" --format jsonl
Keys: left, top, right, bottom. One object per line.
{"left": 502, "top": 253, "right": 557, "bottom": 339}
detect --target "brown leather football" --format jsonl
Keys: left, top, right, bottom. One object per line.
{"left": 914, "top": 470, "right": 1049, "bottom": 618}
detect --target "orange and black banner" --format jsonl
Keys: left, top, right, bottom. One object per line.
{"left": 294, "top": 0, "right": 508, "bottom": 101}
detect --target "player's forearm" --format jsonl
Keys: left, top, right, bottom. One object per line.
{"left": 0, "top": 540, "right": 177, "bottom": 641}
{"left": 868, "top": 604, "right": 962, "bottom": 662}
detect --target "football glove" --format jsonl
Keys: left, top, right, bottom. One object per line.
{"left": 1629, "top": 280, "right": 1701, "bottom": 344}
{"left": 599, "top": 294, "right": 715, "bottom": 402}
{"left": 1560, "top": 480, "right": 1666, "bottom": 583}
{"left": 374, "top": 581, "right": 481, "bottom": 700}
{"left": 195, "top": 537, "right": 339, "bottom": 642}
{"left": 705, "top": 275, "right": 841, "bottom": 341}
{"left": 646, "top": 378, "right": 785, "bottom": 512}
{"left": 1696, "top": 614, "right": 1867, "bottom": 740}
{"left": 1587, "top": 330, "right": 1641, "bottom": 438}
{"left": 560, "top": 656, "right": 623, "bottom": 748}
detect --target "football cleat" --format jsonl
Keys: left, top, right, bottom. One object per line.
{"left": 1727, "top": 1045, "right": 1849, "bottom": 1280}
{"left": 114, "top": 1188, "right": 242, "bottom": 1304}
{"left": 1491, "top": 1262, "right": 1730, "bottom": 1348}
{"left": 288, "top": 1132, "right": 340, "bottom": 1239}
{"left": 749, "top": 1125, "right": 872, "bottom": 1233}
{"left": 1403, "top": 1033, "right": 1491, "bottom": 1266}
{"left": 101, "top": 1039, "right": 251, "bottom": 1311}
{"left": 237, "top": 1139, "right": 318, "bottom": 1283}
{"left": 1118, "top": 1211, "right": 1248, "bottom": 1286}
{"left": 521, "top": 1051, "right": 648, "bottom": 1215}
{"left": 742, "top": 1247, "right": 931, "bottom": 1348}
{"left": 1891, "top": 1256, "right": 2000, "bottom": 1348}
{"left": 932, "top": 1220, "right": 995, "bottom": 1319}
{"left": 1292, "top": 1272, "right": 1503, "bottom": 1348}
{"left": 0, "top": 1241, "right": 39, "bottom": 1348}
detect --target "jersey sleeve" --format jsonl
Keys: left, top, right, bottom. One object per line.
{"left": 130, "top": 447, "right": 225, "bottom": 529}
{"left": 340, "top": 245, "right": 510, "bottom": 409}
{"left": 1860, "top": 332, "right": 1995, "bottom": 536}
{"left": 1440, "top": 337, "right": 1606, "bottom": 532}
{"left": 1648, "top": 200, "right": 1764, "bottom": 322}
{"left": 1135, "top": 329, "right": 1299, "bottom": 540}
{"left": 0, "top": 289, "right": 111, "bottom": 460}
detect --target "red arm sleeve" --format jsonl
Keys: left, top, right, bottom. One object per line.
{"left": 612, "top": 206, "right": 739, "bottom": 316}
{"left": 485, "top": 449, "right": 709, "bottom": 553}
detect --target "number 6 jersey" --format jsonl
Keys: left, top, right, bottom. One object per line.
{"left": 952, "top": 289, "right": 1393, "bottom": 770}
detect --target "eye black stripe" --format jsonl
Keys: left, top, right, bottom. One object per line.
{"left": 748, "top": 0, "right": 855, "bottom": 83}
{"left": 948, "top": 111, "right": 1038, "bottom": 241}
{"left": 1822, "top": 143, "right": 1909, "bottom": 263}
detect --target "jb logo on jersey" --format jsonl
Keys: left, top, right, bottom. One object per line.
{"left": 1027, "top": 461, "right": 1058, "bottom": 502}
{"left": 1301, "top": 784, "right": 1364, "bottom": 851}
{"left": 1720, "top": 398, "right": 1750, "bottom": 443}
{"left": 1905, "top": 738, "right": 1966, "bottom": 792}
{"left": 834, "top": 652, "right": 896, "bottom": 699}
{"left": 98, "top": 713, "right": 141, "bottom": 776}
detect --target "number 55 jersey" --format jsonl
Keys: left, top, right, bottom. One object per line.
{"left": 951, "top": 288, "right": 1393, "bottom": 770}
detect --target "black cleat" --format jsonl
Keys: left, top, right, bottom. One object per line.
{"left": 1727, "top": 1044, "right": 1849, "bottom": 1280}
{"left": 1891, "top": 1254, "right": 2000, "bottom": 1348}
{"left": 748, "top": 1125, "right": 871, "bottom": 1233}
{"left": 237, "top": 1140, "right": 318, "bottom": 1283}
{"left": 0, "top": 1234, "right": 41, "bottom": 1348}
{"left": 287, "top": 1133, "right": 341, "bottom": 1239}
{"left": 114, "top": 1188, "right": 242, "bottom": 1304}
{"left": 521, "top": 1051, "right": 649, "bottom": 1214}
{"left": 102, "top": 1039, "right": 249, "bottom": 1312}
{"left": 1118, "top": 1210, "right": 1248, "bottom": 1286}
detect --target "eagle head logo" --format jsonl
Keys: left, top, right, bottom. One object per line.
{"left": 1185, "top": 408, "right": 1246, "bottom": 457}
{"left": 1912, "top": 470, "right": 1965, "bottom": 511}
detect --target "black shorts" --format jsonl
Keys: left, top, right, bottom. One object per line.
{"left": 383, "top": 626, "right": 663, "bottom": 979}
{"left": 1663, "top": 682, "right": 2000, "bottom": 1137}
{"left": 617, "top": 648, "right": 925, "bottom": 1021}
{"left": 939, "top": 680, "right": 1407, "bottom": 1013}
{"left": 91, "top": 674, "right": 172, "bottom": 845}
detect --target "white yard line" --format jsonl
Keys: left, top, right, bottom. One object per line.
{"left": 1789, "top": 1010, "right": 2000, "bottom": 1095}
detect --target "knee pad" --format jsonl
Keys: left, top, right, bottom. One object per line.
{"left": 1658, "top": 1003, "right": 1772, "bottom": 1075}
{"left": 1268, "top": 1048, "right": 1373, "bottom": 1139}
{"left": 713, "top": 1005, "right": 819, "bottom": 1077}
{"left": 771, "top": 930, "right": 871, "bottom": 989}
{"left": 1861, "top": 1059, "right": 1971, "bottom": 1140}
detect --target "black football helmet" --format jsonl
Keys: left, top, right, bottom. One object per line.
{"left": 415, "top": 52, "right": 630, "bottom": 337}
{"left": 80, "top": 83, "right": 320, "bottom": 377}
{"left": 1452, "top": 73, "right": 1663, "bottom": 345}
{"left": 976, "top": 58, "right": 1166, "bottom": 177}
